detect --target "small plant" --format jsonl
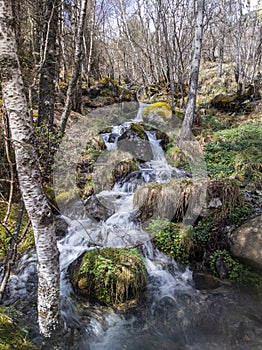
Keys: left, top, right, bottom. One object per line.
{"left": 147, "top": 218, "right": 192, "bottom": 264}
{"left": 210, "top": 250, "right": 262, "bottom": 294}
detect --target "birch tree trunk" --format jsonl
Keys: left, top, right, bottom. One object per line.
{"left": 181, "top": 0, "right": 205, "bottom": 139}
{"left": 59, "top": 0, "right": 88, "bottom": 134}
{"left": 38, "top": 0, "right": 59, "bottom": 128}
{"left": 0, "top": 0, "right": 60, "bottom": 338}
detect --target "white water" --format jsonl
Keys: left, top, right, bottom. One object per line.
{"left": 5, "top": 102, "right": 262, "bottom": 350}
{"left": 55, "top": 102, "right": 196, "bottom": 346}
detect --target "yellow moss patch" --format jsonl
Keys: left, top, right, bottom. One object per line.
{"left": 143, "top": 102, "right": 172, "bottom": 118}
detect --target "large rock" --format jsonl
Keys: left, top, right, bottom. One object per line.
{"left": 118, "top": 123, "right": 153, "bottom": 161}
{"left": 68, "top": 248, "right": 147, "bottom": 306}
{"left": 229, "top": 214, "right": 262, "bottom": 270}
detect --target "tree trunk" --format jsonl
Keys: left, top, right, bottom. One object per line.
{"left": 59, "top": 0, "right": 88, "bottom": 134}
{"left": 0, "top": 0, "right": 60, "bottom": 338}
{"left": 181, "top": 0, "right": 205, "bottom": 140}
{"left": 38, "top": 0, "right": 59, "bottom": 128}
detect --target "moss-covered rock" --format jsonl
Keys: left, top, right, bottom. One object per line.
{"left": 143, "top": 102, "right": 172, "bottom": 119}
{"left": 118, "top": 123, "right": 153, "bottom": 161}
{"left": 69, "top": 248, "right": 147, "bottom": 306}
{"left": 210, "top": 85, "right": 259, "bottom": 113}
{"left": 209, "top": 249, "right": 262, "bottom": 294}
{"left": 165, "top": 143, "right": 187, "bottom": 167}
{"left": 147, "top": 219, "right": 192, "bottom": 264}
{"left": 112, "top": 159, "right": 139, "bottom": 183}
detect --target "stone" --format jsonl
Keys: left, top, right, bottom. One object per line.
{"left": 193, "top": 272, "right": 221, "bottom": 290}
{"left": 229, "top": 214, "right": 262, "bottom": 270}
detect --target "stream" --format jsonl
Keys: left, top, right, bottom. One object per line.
{"left": 3, "top": 102, "right": 262, "bottom": 349}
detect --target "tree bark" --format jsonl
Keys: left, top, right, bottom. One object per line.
{"left": 59, "top": 0, "right": 88, "bottom": 134}
{"left": 0, "top": 0, "right": 60, "bottom": 338}
{"left": 181, "top": 0, "right": 205, "bottom": 140}
{"left": 38, "top": 0, "right": 59, "bottom": 128}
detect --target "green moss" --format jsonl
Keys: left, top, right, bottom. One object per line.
{"left": 100, "top": 88, "right": 114, "bottom": 97}
{"left": 209, "top": 250, "right": 262, "bottom": 294}
{"left": 0, "top": 203, "right": 34, "bottom": 261}
{"left": 73, "top": 248, "right": 147, "bottom": 306}
{"left": 130, "top": 123, "right": 145, "bottom": 139}
{"left": 55, "top": 188, "right": 78, "bottom": 205}
{"left": 166, "top": 144, "right": 186, "bottom": 167}
{"left": 143, "top": 102, "right": 172, "bottom": 119}
{"left": 147, "top": 218, "right": 192, "bottom": 264}
{"left": 99, "top": 77, "right": 119, "bottom": 88}
{"left": 0, "top": 306, "right": 37, "bottom": 349}
{"left": 204, "top": 123, "right": 262, "bottom": 187}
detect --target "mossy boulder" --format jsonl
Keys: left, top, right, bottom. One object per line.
{"left": 229, "top": 214, "right": 262, "bottom": 270}
{"left": 165, "top": 143, "right": 187, "bottom": 167}
{"left": 118, "top": 123, "right": 153, "bottom": 161}
{"left": 69, "top": 248, "right": 147, "bottom": 306}
{"left": 143, "top": 102, "right": 172, "bottom": 129}
{"left": 210, "top": 85, "right": 259, "bottom": 113}
{"left": 112, "top": 159, "right": 139, "bottom": 183}
{"left": 147, "top": 219, "right": 192, "bottom": 264}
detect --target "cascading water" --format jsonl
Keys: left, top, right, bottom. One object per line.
{"left": 3, "top": 102, "right": 262, "bottom": 349}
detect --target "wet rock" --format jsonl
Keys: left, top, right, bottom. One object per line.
{"left": 112, "top": 159, "right": 139, "bottom": 184}
{"left": 229, "top": 214, "right": 262, "bottom": 270}
{"left": 118, "top": 123, "right": 153, "bottom": 161}
{"left": 55, "top": 216, "right": 69, "bottom": 239}
{"left": 84, "top": 195, "right": 114, "bottom": 221}
{"left": 193, "top": 272, "right": 222, "bottom": 290}
{"left": 155, "top": 130, "right": 170, "bottom": 151}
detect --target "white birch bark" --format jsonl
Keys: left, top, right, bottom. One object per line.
{"left": 181, "top": 0, "right": 205, "bottom": 139}
{"left": 0, "top": 0, "right": 60, "bottom": 337}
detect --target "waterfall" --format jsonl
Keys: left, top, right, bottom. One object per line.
{"left": 4, "top": 102, "right": 262, "bottom": 350}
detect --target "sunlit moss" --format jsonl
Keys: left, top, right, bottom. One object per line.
{"left": 71, "top": 248, "right": 147, "bottom": 306}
